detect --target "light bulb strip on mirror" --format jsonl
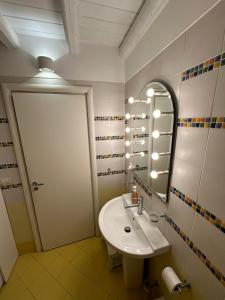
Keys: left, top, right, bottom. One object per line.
{"left": 128, "top": 97, "right": 152, "bottom": 104}
{"left": 125, "top": 139, "right": 145, "bottom": 146}
{"left": 125, "top": 126, "right": 146, "bottom": 133}
{"left": 125, "top": 113, "right": 147, "bottom": 120}
{"left": 151, "top": 152, "right": 170, "bottom": 160}
{"left": 152, "top": 109, "right": 174, "bottom": 119}
{"left": 152, "top": 130, "right": 172, "bottom": 139}
{"left": 125, "top": 152, "right": 145, "bottom": 159}
{"left": 150, "top": 170, "right": 169, "bottom": 179}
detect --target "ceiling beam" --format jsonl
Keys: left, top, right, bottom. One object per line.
{"left": 0, "top": 13, "right": 19, "bottom": 48}
{"left": 119, "top": 0, "right": 169, "bottom": 59}
{"left": 61, "top": 0, "right": 80, "bottom": 55}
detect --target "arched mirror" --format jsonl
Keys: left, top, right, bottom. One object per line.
{"left": 125, "top": 81, "right": 177, "bottom": 202}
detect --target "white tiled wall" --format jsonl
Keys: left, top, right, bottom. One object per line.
{"left": 125, "top": 1, "right": 225, "bottom": 299}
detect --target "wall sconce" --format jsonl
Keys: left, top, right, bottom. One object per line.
{"left": 37, "top": 56, "right": 54, "bottom": 72}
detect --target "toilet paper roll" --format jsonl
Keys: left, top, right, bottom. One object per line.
{"left": 162, "top": 266, "right": 182, "bottom": 294}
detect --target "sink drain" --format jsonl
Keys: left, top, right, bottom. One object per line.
{"left": 124, "top": 226, "right": 131, "bottom": 233}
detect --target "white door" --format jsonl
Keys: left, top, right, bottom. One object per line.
{"left": 12, "top": 92, "right": 95, "bottom": 250}
{"left": 0, "top": 189, "right": 18, "bottom": 281}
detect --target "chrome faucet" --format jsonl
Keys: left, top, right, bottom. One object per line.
{"left": 124, "top": 196, "right": 144, "bottom": 215}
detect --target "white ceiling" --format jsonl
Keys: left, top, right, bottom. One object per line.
{"left": 0, "top": 0, "right": 143, "bottom": 47}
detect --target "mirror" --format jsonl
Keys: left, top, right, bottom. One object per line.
{"left": 125, "top": 81, "right": 177, "bottom": 202}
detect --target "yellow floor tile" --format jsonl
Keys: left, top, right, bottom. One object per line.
{"left": 29, "top": 271, "right": 67, "bottom": 300}
{"left": 1, "top": 237, "right": 144, "bottom": 300}
{"left": 56, "top": 242, "right": 82, "bottom": 262}
{"left": 46, "top": 254, "right": 70, "bottom": 279}
{"left": 0, "top": 273, "right": 35, "bottom": 300}
{"left": 14, "top": 254, "right": 45, "bottom": 287}
{"left": 31, "top": 248, "right": 60, "bottom": 269}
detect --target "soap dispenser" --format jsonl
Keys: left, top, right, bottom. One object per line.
{"left": 131, "top": 185, "right": 138, "bottom": 204}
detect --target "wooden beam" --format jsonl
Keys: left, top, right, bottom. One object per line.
{"left": 61, "top": 0, "right": 80, "bottom": 55}
{"left": 0, "top": 13, "right": 19, "bottom": 48}
{"left": 119, "top": 0, "right": 169, "bottom": 59}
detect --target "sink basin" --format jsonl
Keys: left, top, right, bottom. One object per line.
{"left": 99, "top": 195, "right": 153, "bottom": 258}
{"left": 98, "top": 194, "right": 170, "bottom": 288}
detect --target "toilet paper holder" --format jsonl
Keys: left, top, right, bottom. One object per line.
{"left": 175, "top": 280, "right": 191, "bottom": 293}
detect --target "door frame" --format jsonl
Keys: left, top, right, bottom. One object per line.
{"left": 1, "top": 82, "right": 99, "bottom": 251}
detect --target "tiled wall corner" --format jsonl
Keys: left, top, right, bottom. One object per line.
{"left": 125, "top": 1, "right": 225, "bottom": 299}
{"left": 0, "top": 92, "right": 35, "bottom": 254}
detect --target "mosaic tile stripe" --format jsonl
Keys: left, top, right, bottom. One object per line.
{"left": 0, "top": 163, "right": 18, "bottom": 169}
{"left": 166, "top": 216, "right": 225, "bottom": 287}
{"left": 94, "top": 116, "right": 124, "bottom": 121}
{"left": 181, "top": 51, "right": 225, "bottom": 81}
{"left": 95, "top": 135, "right": 125, "bottom": 141}
{"left": 178, "top": 117, "right": 225, "bottom": 128}
{"left": 1, "top": 183, "right": 22, "bottom": 190}
{"left": 134, "top": 174, "right": 152, "bottom": 197}
{"left": 97, "top": 169, "right": 125, "bottom": 176}
{"left": 0, "top": 117, "right": 8, "bottom": 123}
{"left": 170, "top": 186, "right": 225, "bottom": 235}
{"left": 0, "top": 142, "right": 13, "bottom": 147}
{"left": 96, "top": 153, "right": 124, "bottom": 159}
{"left": 133, "top": 133, "right": 149, "bottom": 139}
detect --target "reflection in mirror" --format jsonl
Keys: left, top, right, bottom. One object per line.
{"left": 125, "top": 82, "right": 177, "bottom": 202}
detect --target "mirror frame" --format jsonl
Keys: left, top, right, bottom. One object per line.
{"left": 130, "top": 80, "right": 178, "bottom": 203}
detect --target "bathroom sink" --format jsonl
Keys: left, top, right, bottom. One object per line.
{"left": 98, "top": 194, "right": 170, "bottom": 258}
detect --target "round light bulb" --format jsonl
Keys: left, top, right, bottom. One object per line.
{"left": 141, "top": 140, "right": 145, "bottom": 145}
{"left": 146, "top": 98, "right": 151, "bottom": 104}
{"left": 141, "top": 113, "right": 146, "bottom": 119}
{"left": 125, "top": 140, "right": 131, "bottom": 146}
{"left": 146, "top": 88, "right": 154, "bottom": 97}
{"left": 141, "top": 127, "right": 145, "bottom": 132}
{"left": 128, "top": 97, "right": 134, "bottom": 104}
{"left": 153, "top": 109, "right": 161, "bottom": 119}
{"left": 151, "top": 152, "right": 159, "bottom": 160}
{"left": 150, "top": 170, "right": 158, "bottom": 179}
{"left": 152, "top": 130, "right": 160, "bottom": 139}
{"left": 125, "top": 127, "right": 131, "bottom": 133}
{"left": 125, "top": 153, "right": 130, "bottom": 159}
{"left": 128, "top": 164, "right": 133, "bottom": 170}
{"left": 125, "top": 113, "right": 131, "bottom": 120}
{"left": 140, "top": 152, "right": 145, "bottom": 157}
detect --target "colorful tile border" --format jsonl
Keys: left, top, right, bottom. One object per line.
{"left": 133, "top": 175, "right": 225, "bottom": 286}
{"left": 1, "top": 183, "right": 22, "bottom": 190}
{"left": 94, "top": 116, "right": 124, "bottom": 121}
{"left": 0, "top": 141, "right": 13, "bottom": 147}
{"left": 166, "top": 216, "right": 225, "bottom": 287}
{"left": 97, "top": 169, "right": 125, "bottom": 176}
{"left": 178, "top": 117, "right": 225, "bottom": 128}
{"left": 0, "top": 163, "right": 18, "bottom": 169}
{"left": 96, "top": 153, "right": 124, "bottom": 159}
{"left": 0, "top": 117, "right": 8, "bottom": 123}
{"left": 181, "top": 51, "right": 225, "bottom": 81}
{"left": 133, "top": 133, "right": 149, "bottom": 139}
{"left": 170, "top": 186, "right": 225, "bottom": 235}
{"left": 95, "top": 135, "right": 125, "bottom": 141}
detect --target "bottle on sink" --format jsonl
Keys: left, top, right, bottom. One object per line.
{"left": 131, "top": 185, "right": 138, "bottom": 204}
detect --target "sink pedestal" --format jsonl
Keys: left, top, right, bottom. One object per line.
{"left": 123, "top": 256, "right": 144, "bottom": 288}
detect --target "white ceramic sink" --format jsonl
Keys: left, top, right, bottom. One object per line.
{"left": 99, "top": 195, "right": 153, "bottom": 258}
{"left": 98, "top": 194, "right": 170, "bottom": 258}
{"left": 98, "top": 194, "right": 170, "bottom": 288}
